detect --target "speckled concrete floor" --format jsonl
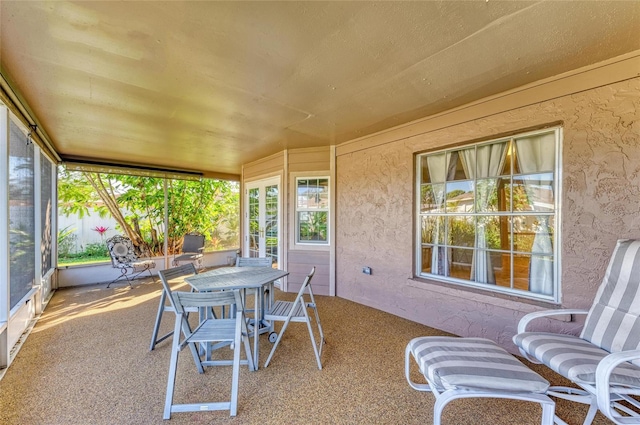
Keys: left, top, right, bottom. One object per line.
{"left": 0, "top": 276, "right": 614, "bottom": 424}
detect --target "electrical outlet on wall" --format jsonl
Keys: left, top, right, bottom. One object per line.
{"left": 362, "top": 267, "right": 372, "bottom": 275}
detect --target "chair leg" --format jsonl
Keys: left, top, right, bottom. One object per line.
{"left": 107, "top": 267, "right": 131, "bottom": 288}
{"left": 146, "top": 268, "right": 157, "bottom": 283}
{"left": 312, "top": 306, "right": 325, "bottom": 357}
{"left": 240, "top": 314, "right": 255, "bottom": 371}
{"left": 163, "top": 319, "right": 182, "bottom": 420}
{"left": 180, "top": 316, "right": 204, "bottom": 374}
{"left": 303, "top": 310, "right": 323, "bottom": 370}
{"left": 150, "top": 291, "right": 167, "bottom": 351}
{"left": 230, "top": 314, "right": 243, "bottom": 416}
{"left": 264, "top": 316, "right": 293, "bottom": 368}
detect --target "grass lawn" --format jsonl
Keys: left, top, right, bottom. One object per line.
{"left": 58, "top": 256, "right": 111, "bottom": 267}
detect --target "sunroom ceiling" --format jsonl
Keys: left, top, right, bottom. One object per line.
{"left": 1, "top": 1, "right": 639, "bottom": 177}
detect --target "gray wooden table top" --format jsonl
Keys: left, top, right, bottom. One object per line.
{"left": 184, "top": 266, "right": 289, "bottom": 292}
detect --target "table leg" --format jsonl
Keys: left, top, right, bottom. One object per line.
{"left": 253, "top": 287, "right": 261, "bottom": 370}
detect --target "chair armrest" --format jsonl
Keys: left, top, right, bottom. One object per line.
{"left": 595, "top": 349, "right": 640, "bottom": 422}
{"left": 517, "top": 309, "right": 589, "bottom": 334}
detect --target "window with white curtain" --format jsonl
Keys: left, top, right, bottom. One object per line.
{"left": 416, "top": 127, "right": 561, "bottom": 302}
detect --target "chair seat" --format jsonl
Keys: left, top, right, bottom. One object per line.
{"left": 174, "top": 253, "right": 203, "bottom": 262}
{"left": 514, "top": 332, "right": 640, "bottom": 388}
{"left": 407, "top": 336, "right": 549, "bottom": 393}
{"left": 124, "top": 260, "right": 156, "bottom": 270}
{"left": 265, "top": 300, "right": 306, "bottom": 319}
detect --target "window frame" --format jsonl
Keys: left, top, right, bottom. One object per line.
{"left": 293, "top": 175, "right": 330, "bottom": 247}
{"left": 415, "top": 127, "right": 562, "bottom": 303}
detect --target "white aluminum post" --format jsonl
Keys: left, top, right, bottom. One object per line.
{"left": 0, "top": 105, "right": 10, "bottom": 368}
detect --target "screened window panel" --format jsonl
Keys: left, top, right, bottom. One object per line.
{"left": 40, "top": 154, "right": 53, "bottom": 274}
{"left": 9, "top": 120, "right": 35, "bottom": 309}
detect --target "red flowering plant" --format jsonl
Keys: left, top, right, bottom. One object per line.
{"left": 92, "top": 225, "right": 110, "bottom": 241}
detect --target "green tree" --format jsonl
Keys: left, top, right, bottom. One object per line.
{"left": 58, "top": 169, "right": 239, "bottom": 256}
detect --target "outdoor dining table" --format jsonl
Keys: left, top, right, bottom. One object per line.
{"left": 184, "top": 266, "right": 289, "bottom": 370}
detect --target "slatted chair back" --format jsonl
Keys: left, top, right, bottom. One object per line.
{"left": 580, "top": 239, "right": 640, "bottom": 365}
{"left": 173, "top": 290, "right": 239, "bottom": 314}
{"left": 159, "top": 264, "right": 198, "bottom": 309}
{"left": 149, "top": 263, "right": 198, "bottom": 351}
{"left": 235, "top": 256, "right": 273, "bottom": 267}
{"left": 236, "top": 256, "right": 275, "bottom": 315}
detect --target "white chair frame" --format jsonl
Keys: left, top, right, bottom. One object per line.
{"left": 514, "top": 239, "right": 640, "bottom": 425}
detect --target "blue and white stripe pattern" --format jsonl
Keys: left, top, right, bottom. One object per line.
{"left": 407, "top": 336, "right": 549, "bottom": 393}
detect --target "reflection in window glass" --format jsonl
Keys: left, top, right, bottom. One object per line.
{"left": 445, "top": 181, "right": 474, "bottom": 213}
{"left": 511, "top": 173, "right": 554, "bottom": 212}
{"left": 417, "top": 128, "right": 560, "bottom": 301}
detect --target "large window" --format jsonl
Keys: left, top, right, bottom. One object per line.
{"left": 296, "top": 177, "right": 329, "bottom": 244}
{"left": 416, "top": 127, "right": 561, "bottom": 302}
{"left": 57, "top": 169, "right": 240, "bottom": 265}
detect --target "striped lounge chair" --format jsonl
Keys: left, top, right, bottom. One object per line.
{"left": 405, "top": 336, "right": 555, "bottom": 425}
{"left": 514, "top": 238, "right": 640, "bottom": 425}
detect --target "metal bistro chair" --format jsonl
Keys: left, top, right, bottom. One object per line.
{"left": 164, "top": 290, "right": 254, "bottom": 418}
{"left": 106, "top": 235, "right": 156, "bottom": 288}
{"left": 172, "top": 233, "right": 205, "bottom": 270}
{"left": 263, "top": 267, "right": 325, "bottom": 370}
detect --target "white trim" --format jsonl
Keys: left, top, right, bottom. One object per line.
{"left": 415, "top": 126, "right": 562, "bottom": 303}
{"left": 243, "top": 175, "right": 282, "bottom": 270}
{"left": 329, "top": 145, "right": 336, "bottom": 296}
{"left": 0, "top": 106, "right": 9, "bottom": 326}
{"left": 291, "top": 174, "right": 330, "bottom": 250}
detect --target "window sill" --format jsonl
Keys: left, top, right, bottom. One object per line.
{"left": 408, "top": 276, "right": 566, "bottom": 314}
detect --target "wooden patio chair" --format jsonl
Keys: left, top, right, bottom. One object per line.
{"left": 263, "top": 267, "right": 325, "bottom": 370}
{"left": 164, "top": 290, "right": 254, "bottom": 418}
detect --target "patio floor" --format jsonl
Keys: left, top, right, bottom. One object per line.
{"left": 0, "top": 276, "right": 613, "bottom": 424}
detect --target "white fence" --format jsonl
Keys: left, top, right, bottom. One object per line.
{"left": 58, "top": 212, "right": 120, "bottom": 253}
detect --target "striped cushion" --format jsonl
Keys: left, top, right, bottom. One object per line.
{"left": 407, "top": 336, "right": 549, "bottom": 393}
{"left": 514, "top": 332, "right": 640, "bottom": 388}
{"left": 581, "top": 239, "right": 640, "bottom": 367}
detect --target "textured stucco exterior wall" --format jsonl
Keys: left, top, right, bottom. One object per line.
{"left": 335, "top": 78, "right": 640, "bottom": 352}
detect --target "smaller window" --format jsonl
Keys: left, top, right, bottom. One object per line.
{"left": 296, "top": 177, "right": 329, "bottom": 244}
